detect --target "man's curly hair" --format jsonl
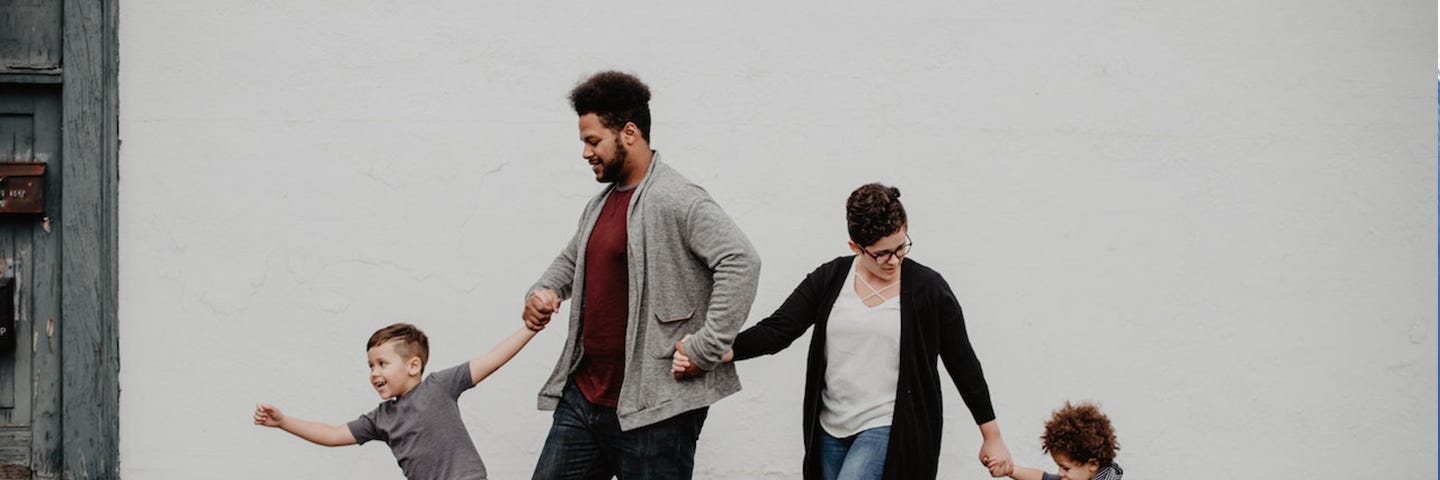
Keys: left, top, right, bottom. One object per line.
{"left": 367, "top": 323, "right": 430, "bottom": 371}
{"left": 569, "top": 71, "right": 652, "bottom": 141}
{"left": 846, "top": 183, "right": 907, "bottom": 248}
{"left": 1041, "top": 402, "right": 1119, "bottom": 467}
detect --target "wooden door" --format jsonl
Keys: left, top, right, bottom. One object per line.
{"left": 2, "top": 1, "right": 118, "bottom": 478}
{"left": 0, "top": 87, "right": 62, "bottom": 479}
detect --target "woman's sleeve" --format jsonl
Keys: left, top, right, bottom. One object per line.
{"left": 933, "top": 275, "right": 997, "bottom": 425}
{"left": 730, "top": 263, "right": 830, "bottom": 361}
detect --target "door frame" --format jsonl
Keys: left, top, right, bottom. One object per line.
{"left": 58, "top": 0, "right": 120, "bottom": 478}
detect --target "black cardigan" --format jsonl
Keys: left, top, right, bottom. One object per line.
{"left": 732, "top": 256, "right": 996, "bottom": 480}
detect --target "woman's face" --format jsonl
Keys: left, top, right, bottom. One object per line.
{"left": 850, "top": 226, "right": 909, "bottom": 283}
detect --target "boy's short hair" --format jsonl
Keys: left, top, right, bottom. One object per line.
{"left": 367, "top": 323, "right": 430, "bottom": 370}
{"left": 846, "top": 183, "right": 908, "bottom": 247}
{"left": 569, "top": 71, "right": 652, "bottom": 141}
{"left": 1042, "top": 402, "right": 1119, "bottom": 467}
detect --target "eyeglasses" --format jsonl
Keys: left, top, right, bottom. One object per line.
{"left": 859, "top": 235, "right": 913, "bottom": 263}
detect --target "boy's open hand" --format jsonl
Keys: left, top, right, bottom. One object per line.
{"left": 253, "top": 403, "right": 285, "bottom": 428}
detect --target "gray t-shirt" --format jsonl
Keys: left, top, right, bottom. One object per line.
{"left": 348, "top": 362, "right": 487, "bottom": 480}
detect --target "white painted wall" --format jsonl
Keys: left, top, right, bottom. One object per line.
{"left": 117, "top": 1, "right": 1437, "bottom": 478}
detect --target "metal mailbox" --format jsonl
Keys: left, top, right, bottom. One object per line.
{"left": 0, "top": 163, "right": 45, "bottom": 214}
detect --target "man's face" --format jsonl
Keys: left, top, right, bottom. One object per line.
{"left": 578, "top": 113, "right": 628, "bottom": 183}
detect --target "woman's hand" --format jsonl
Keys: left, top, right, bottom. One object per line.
{"left": 978, "top": 420, "right": 1013, "bottom": 477}
{"left": 672, "top": 335, "right": 694, "bottom": 378}
{"left": 672, "top": 334, "right": 737, "bottom": 379}
{"left": 672, "top": 334, "right": 705, "bottom": 379}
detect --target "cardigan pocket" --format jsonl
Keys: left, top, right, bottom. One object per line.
{"left": 654, "top": 308, "right": 695, "bottom": 324}
{"left": 652, "top": 308, "right": 697, "bottom": 359}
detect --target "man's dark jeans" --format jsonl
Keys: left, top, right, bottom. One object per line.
{"left": 532, "top": 379, "right": 709, "bottom": 480}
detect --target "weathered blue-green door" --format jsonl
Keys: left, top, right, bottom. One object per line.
{"left": 0, "top": 88, "right": 61, "bottom": 480}
{"left": 1, "top": 0, "right": 118, "bottom": 478}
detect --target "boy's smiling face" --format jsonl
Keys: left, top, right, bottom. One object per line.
{"left": 1052, "top": 452, "right": 1100, "bottom": 480}
{"left": 367, "top": 340, "right": 422, "bottom": 399}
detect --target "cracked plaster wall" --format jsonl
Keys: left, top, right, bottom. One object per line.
{"left": 116, "top": 1, "right": 1435, "bottom": 478}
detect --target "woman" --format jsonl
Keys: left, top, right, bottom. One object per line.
{"left": 673, "top": 183, "right": 1013, "bottom": 480}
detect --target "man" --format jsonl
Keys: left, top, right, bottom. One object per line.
{"left": 524, "top": 71, "right": 761, "bottom": 480}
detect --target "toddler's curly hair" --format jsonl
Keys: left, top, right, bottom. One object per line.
{"left": 1041, "top": 402, "right": 1119, "bottom": 466}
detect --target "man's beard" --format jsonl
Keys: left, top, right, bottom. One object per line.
{"left": 597, "top": 141, "right": 628, "bottom": 183}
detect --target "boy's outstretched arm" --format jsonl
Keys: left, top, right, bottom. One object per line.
{"left": 469, "top": 326, "right": 540, "bottom": 385}
{"left": 254, "top": 403, "right": 357, "bottom": 447}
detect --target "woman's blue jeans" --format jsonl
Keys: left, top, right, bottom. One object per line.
{"left": 818, "top": 425, "right": 891, "bottom": 480}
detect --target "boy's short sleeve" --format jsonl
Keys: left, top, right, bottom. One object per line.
{"left": 346, "top": 408, "right": 384, "bottom": 445}
{"left": 430, "top": 362, "right": 477, "bottom": 399}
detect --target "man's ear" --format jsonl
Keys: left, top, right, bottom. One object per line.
{"left": 621, "top": 122, "right": 640, "bottom": 145}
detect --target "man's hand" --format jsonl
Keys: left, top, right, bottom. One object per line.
{"left": 671, "top": 334, "right": 706, "bottom": 380}
{"left": 523, "top": 289, "right": 561, "bottom": 331}
{"left": 253, "top": 403, "right": 285, "bottom": 428}
{"left": 980, "top": 435, "right": 1014, "bottom": 477}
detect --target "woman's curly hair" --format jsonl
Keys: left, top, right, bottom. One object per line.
{"left": 846, "top": 183, "right": 907, "bottom": 248}
{"left": 1041, "top": 402, "right": 1119, "bottom": 467}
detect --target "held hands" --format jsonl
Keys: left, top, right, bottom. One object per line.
{"left": 253, "top": 403, "right": 285, "bottom": 428}
{"left": 523, "top": 289, "right": 561, "bottom": 331}
{"left": 671, "top": 334, "right": 706, "bottom": 380}
{"left": 979, "top": 436, "right": 1014, "bottom": 477}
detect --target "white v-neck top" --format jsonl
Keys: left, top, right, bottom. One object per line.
{"left": 819, "top": 259, "right": 902, "bottom": 438}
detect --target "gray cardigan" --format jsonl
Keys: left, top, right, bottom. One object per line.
{"left": 529, "top": 153, "right": 761, "bottom": 430}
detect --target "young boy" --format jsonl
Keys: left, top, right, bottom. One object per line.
{"left": 254, "top": 323, "right": 537, "bottom": 480}
{"left": 998, "top": 402, "right": 1123, "bottom": 480}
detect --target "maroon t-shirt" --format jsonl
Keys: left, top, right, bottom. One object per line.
{"left": 575, "top": 187, "right": 635, "bottom": 407}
